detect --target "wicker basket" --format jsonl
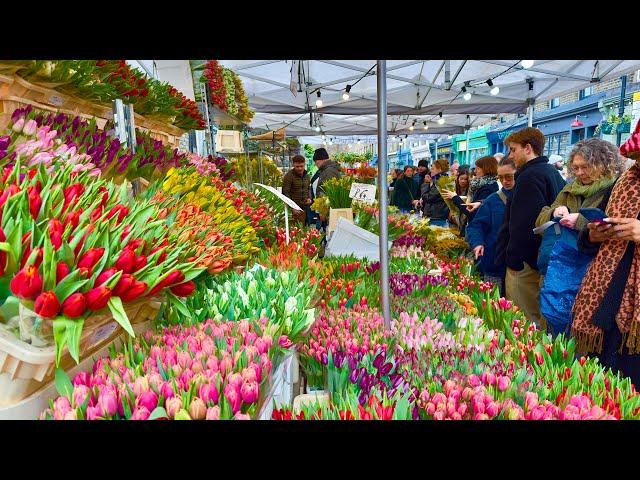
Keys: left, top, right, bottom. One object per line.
{"left": 0, "top": 298, "right": 161, "bottom": 407}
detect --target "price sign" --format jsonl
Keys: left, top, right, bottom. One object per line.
{"left": 48, "top": 95, "right": 65, "bottom": 107}
{"left": 349, "top": 182, "right": 377, "bottom": 203}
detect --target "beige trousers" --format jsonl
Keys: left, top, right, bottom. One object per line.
{"left": 506, "top": 263, "right": 546, "bottom": 330}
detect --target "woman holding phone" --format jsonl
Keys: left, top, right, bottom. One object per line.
{"left": 535, "top": 138, "right": 621, "bottom": 232}
{"left": 571, "top": 122, "right": 640, "bottom": 385}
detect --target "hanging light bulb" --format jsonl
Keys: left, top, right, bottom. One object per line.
{"left": 315, "top": 90, "right": 323, "bottom": 108}
{"left": 437, "top": 112, "right": 445, "bottom": 125}
{"left": 342, "top": 84, "right": 352, "bottom": 101}
{"left": 521, "top": 60, "right": 535, "bottom": 69}
{"left": 423, "top": 121, "right": 429, "bottom": 130}
{"left": 462, "top": 84, "right": 472, "bottom": 101}
{"left": 486, "top": 79, "right": 499, "bottom": 96}
{"left": 315, "top": 125, "right": 321, "bottom": 132}
{"left": 409, "top": 120, "right": 415, "bottom": 131}
{"left": 322, "top": 134, "right": 326, "bottom": 140}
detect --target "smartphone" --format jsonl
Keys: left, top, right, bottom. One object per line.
{"left": 579, "top": 207, "right": 608, "bottom": 224}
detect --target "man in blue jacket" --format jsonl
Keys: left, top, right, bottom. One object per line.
{"left": 496, "top": 127, "right": 565, "bottom": 330}
{"left": 466, "top": 158, "right": 516, "bottom": 296}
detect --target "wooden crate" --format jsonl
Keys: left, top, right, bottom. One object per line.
{"left": 0, "top": 74, "right": 186, "bottom": 149}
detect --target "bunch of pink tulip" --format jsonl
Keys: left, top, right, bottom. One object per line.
{"left": 40, "top": 318, "right": 286, "bottom": 420}
{"left": 12, "top": 122, "right": 101, "bottom": 176}
{"left": 300, "top": 307, "right": 390, "bottom": 364}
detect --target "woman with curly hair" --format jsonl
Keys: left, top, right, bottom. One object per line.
{"left": 571, "top": 124, "right": 640, "bottom": 385}
{"left": 536, "top": 138, "right": 625, "bottom": 233}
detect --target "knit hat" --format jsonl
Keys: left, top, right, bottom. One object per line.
{"left": 313, "top": 148, "right": 330, "bottom": 161}
{"left": 620, "top": 119, "right": 640, "bottom": 160}
{"left": 418, "top": 159, "right": 428, "bottom": 168}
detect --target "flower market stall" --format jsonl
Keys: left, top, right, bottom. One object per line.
{"left": 1, "top": 60, "right": 640, "bottom": 421}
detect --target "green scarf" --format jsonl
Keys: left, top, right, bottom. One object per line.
{"left": 567, "top": 176, "right": 616, "bottom": 197}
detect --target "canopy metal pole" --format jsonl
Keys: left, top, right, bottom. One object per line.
{"left": 465, "top": 128, "right": 470, "bottom": 165}
{"left": 376, "top": 60, "right": 391, "bottom": 329}
{"left": 528, "top": 103, "right": 534, "bottom": 127}
{"left": 616, "top": 74, "right": 628, "bottom": 146}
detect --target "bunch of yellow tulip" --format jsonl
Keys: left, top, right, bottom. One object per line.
{"left": 162, "top": 167, "right": 260, "bottom": 263}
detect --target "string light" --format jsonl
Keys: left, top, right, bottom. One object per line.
{"left": 409, "top": 120, "right": 415, "bottom": 131}
{"left": 462, "top": 83, "right": 472, "bottom": 101}
{"left": 315, "top": 90, "right": 323, "bottom": 108}
{"left": 315, "top": 125, "right": 321, "bottom": 132}
{"left": 437, "top": 112, "right": 445, "bottom": 125}
{"left": 521, "top": 60, "right": 535, "bottom": 69}
{"left": 486, "top": 79, "right": 499, "bottom": 96}
{"left": 423, "top": 121, "right": 429, "bottom": 130}
{"left": 342, "top": 84, "right": 352, "bottom": 101}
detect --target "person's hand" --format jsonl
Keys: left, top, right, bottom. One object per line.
{"left": 553, "top": 206, "right": 570, "bottom": 218}
{"left": 424, "top": 175, "right": 431, "bottom": 184}
{"left": 465, "top": 202, "right": 481, "bottom": 213}
{"left": 412, "top": 199, "right": 421, "bottom": 207}
{"left": 559, "top": 212, "right": 579, "bottom": 229}
{"left": 473, "top": 245, "right": 484, "bottom": 259}
{"left": 305, "top": 198, "right": 312, "bottom": 205}
{"left": 319, "top": 214, "right": 326, "bottom": 222}
{"left": 605, "top": 217, "right": 640, "bottom": 243}
{"left": 441, "top": 189, "right": 456, "bottom": 200}
{"left": 587, "top": 221, "right": 614, "bottom": 243}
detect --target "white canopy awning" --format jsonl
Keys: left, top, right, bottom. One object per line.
{"left": 220, "top": 60, "right": 640, "bottom": 137}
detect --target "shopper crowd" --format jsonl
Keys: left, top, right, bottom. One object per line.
{"left": 281, "top": 124, "right": 640, "bottom": 386}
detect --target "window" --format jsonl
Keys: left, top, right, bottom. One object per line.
{"left": 550, "top": 97, "right": 560, "bottom": 109}
{"left": 579, "top": 86, "right": 593, "bottom": 100}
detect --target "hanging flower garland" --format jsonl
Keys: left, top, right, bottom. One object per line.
{"left": 222, "top": 69, "right": 238, "bottom": 116}
{"left": 202, "top": 60, "right": 227, "bottom": 110}
{"left": 232, "top": 71, "right": 254, "bottom": 123}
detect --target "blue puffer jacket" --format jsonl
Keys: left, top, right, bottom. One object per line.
{"left": 466, "top": 188, "right": 512, "bottom": 277}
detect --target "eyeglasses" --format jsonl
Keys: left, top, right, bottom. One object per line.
{"left": 497, "top": 174, "right": 515, "bottom": 181}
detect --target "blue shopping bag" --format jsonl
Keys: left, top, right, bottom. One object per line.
{"left": 535, "top": 218, "right": 579, "bottom": 275}
{"left": 539, "top": 238, "right": 593, "bottom": 336}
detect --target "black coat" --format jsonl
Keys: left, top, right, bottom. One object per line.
{"left": 421, "top": 175, "right": 449, "bottom": 220}
{"left": 392, "top": 176, "right": 417, "bottom": 211}
{"left": 496, "top": 156, "right": 566, "bottom": 271}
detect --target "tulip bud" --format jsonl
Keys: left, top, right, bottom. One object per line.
{"left": 497, "top": 376, "right": 511, "bottom": 392}
{"left": 173, "top": 408, "right": 191, "bottom": 420}
{"left": 12, "top": 117, "right": 25, "bottom": 133}
{"left": 136, "top": 391, "right": 158, "bottom": 412}
{"left": 33, "top": 291, "right": 61, "bottom": 319}
{"left": 73, "top": 371, "right": 91, "bottom": 387}
{"left": 188, "top": 397, "right": 207, "bottom": 420}
{"left": 107, "top": 204, "right": 129, "bottom": 223}
{"left": 48, "top": 219, "right": 63, "bottom": 250}
{"left": 170, "top": 281, "right": 195, "bottom": 297}
{"left": 240, "top": 381, "right": 259, "bottom": 404}
{"left": 165, "top": 396, "right": 182, "bottom": 419}
{"left": 94, "top": 268, "right": 119, "bottom": 288}
{"left": 130, "top": 406, "right": 150, "bottom": 421}
{"left": 84, "top": 285, "right": 112, "bottom": 311}
{"left": 120, "top": 280, "right": 147, "bottom": 302}
{"left": 77, "top": 247, "right": 105, "bottom": 270}
{"left": 206, "top": 406, "right": 220, "bottom": 420}
{"left": 63, "top": 409, "right": 78, "bottom": 421}
{"left": 114, "top": 248, "right": 136, "bottom": 274}
{"left": 98, "top": 390, "right": 119, "bottom": 418}
{"left": 26, "top": 186, "right": 42, "bottom": 219}
{"left": 10, "top": 265, "right": 43, "bottom": 300}
{"left": 55, "top": 262, "right": 70, "bottom": 285}
{"left": 23, "top": 119, "right": 37, "bottom": 136}
{"left": 224, "top": 383, "right": 242, "bottom": 414}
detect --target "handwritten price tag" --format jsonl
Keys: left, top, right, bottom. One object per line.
{"left": 349, "top": 182, "right": 377, "bottom": 203}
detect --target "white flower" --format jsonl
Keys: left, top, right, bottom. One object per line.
{"left": 284, "top": 296, "right": 297, "bottom": 316}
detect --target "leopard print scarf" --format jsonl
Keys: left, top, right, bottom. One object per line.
{"left": 572, "top": 164, "right": 640, "bottom": 354}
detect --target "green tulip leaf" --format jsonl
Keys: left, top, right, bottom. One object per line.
{"left": 107, "top": 296, "right": 134, "bottom": 337}
{"left": 54, "top": 366, "right": 73, "bottom": 400}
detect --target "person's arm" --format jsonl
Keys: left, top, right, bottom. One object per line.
{"left": 282, "top": 173, "right": 292, "bottom": 199}
{"left": 466, "top": 201, "right": 491, "bottom": 249}
{"left": 535, "top": 190, "right": 566, "bottom": 230}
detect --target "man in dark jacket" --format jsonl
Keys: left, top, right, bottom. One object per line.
{"left": 497, "top": 127, "right": 565, "bottom": 329}
{"left": 282, "top": 154, "right": 311, "bottom": 224}
{"left": 311, "top": 147, "right": 342, "bottom": 199}
{"left": 412, "top": 159, "right": 429, "bottom": 198}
